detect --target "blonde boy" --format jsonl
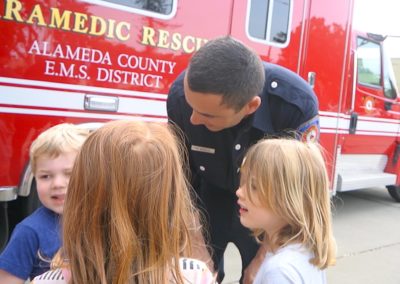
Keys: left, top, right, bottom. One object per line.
{"left": 0, "top": 123, "right": 89, "bottom": 283}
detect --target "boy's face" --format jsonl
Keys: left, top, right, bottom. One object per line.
{"left": 236, "top": 178, "right": 287, "bottom": 234}
{"left": 34, "top": 151, "right": 77, "bottom": 215}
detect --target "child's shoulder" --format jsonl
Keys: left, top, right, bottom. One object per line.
{"left": 31, "top": 268, "right": 68, "bottom": 283}
{"left": 258, "top": 244, "right": 326, "bottom": 284}
{"left": 10, "top": 207, "right": 60, "bottom": 244}
{"left": 267, "top": 244, "right": 312, "bottom": 268}
{"left": 17, "top": 207, "right": 58, "bottom": 229}
{"left": 179, "top": 257, "right": 209, "bottom": 270}
{"left": 179, "top": 257, "right": 215, "bottom": 283}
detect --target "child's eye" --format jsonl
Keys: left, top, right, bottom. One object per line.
{"left": 38, "top": 175, "right": 50, "bottom": 180}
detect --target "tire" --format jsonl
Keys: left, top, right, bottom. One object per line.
{"left": 387, "top": 185, "right": 400, "bottom": 202}
{"left": 0, "top": 202, "right": 9, "bottom": 252}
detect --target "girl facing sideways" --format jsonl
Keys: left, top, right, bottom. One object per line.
{"left": 236, "top": 138, "right": 336, "bottom": 284}
{"left": 32, "top": 120, "right": 214, "bottom": 284}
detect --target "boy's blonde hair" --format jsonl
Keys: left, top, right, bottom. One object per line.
{"left": 29, "top": 123, "right": 90, "bottom": 174}
{"left": 240, "top": 138, "right": 336, "bottom": 269}
{"left": 62, "top": 120, "right": 198, "bottom": 284}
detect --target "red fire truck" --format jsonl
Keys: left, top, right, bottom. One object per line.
{"left": 1, "top": 0, "right": 400, "bottom": 247}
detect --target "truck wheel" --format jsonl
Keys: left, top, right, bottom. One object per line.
{"left": 387, "top": 185, "right": 400, "bottom": 202}
{"left": 0, "top": 202, "right": 9, "bottom": 252}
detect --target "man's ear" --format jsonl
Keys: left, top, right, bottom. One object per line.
{"left": 246, "top": 96, "right": 261, "bottom": 115}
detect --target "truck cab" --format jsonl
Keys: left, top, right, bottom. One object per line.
{"left": 333, "top": 32, "right": 400, "bottom": 200}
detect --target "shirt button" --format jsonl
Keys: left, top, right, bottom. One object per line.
{"left": 199, "top": 166, "right": 205, "bottom": 171}
{"left": 271, "top": 81, "right": 278, "bottom": 88}
{"left": 235, "top": 144, "right": 241, "bottom": 150}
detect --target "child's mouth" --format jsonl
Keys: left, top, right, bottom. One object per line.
{"left": 51, "top": 194, "right": 65, "bottom": 203}
{"left": 238, "top": 203, "right": 248, "bottom": 214}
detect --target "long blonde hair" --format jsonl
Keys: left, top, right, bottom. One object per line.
{"left": 62, "top": 120, "right": 197, "bottom": 283}
{"left": 240, "top": 138, "right": 336, "bottom": 269}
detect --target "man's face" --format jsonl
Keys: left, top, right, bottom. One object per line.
{"left": 184, "top": 75, "right": 253, "bottom": 132}
{"left": 34, "top": 152, "right": 77, "bottom": 214}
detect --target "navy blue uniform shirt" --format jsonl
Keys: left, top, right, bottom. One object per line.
{"left": 167, "top": 62, "right": 319, "bottom": 193}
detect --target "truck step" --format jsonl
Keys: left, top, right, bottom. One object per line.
{"left": 336, "top": 172, "right": 397, "bottom": 192}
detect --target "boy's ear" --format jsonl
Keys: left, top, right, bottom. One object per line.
{"left": 246, "top": 96, "right": 261, "bottom": 115}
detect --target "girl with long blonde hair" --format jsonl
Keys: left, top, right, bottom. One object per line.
{"left": 32, "top": 120, "right": 213, "bottom": 284}
{"left": 236, "top": 138, "right": 336, "bottom": 284}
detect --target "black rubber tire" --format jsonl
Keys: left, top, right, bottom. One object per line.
{"left": 0, "top": 202, "right": 9, "bottom": 252}
{"left": 387, "top": 185, "right": 400, "bottom": 202}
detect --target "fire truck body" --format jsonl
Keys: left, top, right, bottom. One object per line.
{"left": 1, "top": 0, "right": 400, "bottom": 244}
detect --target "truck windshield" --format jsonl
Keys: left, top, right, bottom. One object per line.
{"left": 382, "top": 40, "right": 399, "bottom": 99}
{"left": 357, "top": 36, "right": 399, "bottom": 100}
{"left": 357, "top": 38, "right": 381, "bottom": 87}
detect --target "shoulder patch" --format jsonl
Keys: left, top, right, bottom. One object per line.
{"left": 296, "top": 115, "right": 319, "bottom": 142}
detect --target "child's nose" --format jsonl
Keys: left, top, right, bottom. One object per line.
{"left": 236, "top": 186, "right": 243, "bottom": 198}
{"left": 52, "top": 175, "right": 67, "bottom": 188}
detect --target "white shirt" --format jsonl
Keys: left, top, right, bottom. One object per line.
{"left": 254, "top": 243, "right": 327, "bottom": 284}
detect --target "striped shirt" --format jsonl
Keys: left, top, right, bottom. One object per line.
{"left": 32, "top": 258, "right": 215, "bottom": 283}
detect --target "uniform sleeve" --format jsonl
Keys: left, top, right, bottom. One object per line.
{"left": 269, "top": 94, "right": 320, "bottom": 142}
{"left": 0, "top": 224, "right": 39, "bottom": 280}
{"left": 295, "top": 115, "right": 319, "bottom": 142}
{"left": 167, "top": 73, "right": 185, "bottom": 130}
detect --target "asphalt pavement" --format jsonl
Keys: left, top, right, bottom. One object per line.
{"left": 222, "top": 187, "right": 400, "bottom": 284}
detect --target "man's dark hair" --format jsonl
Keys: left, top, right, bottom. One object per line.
{"left": 187, "top": 36, "right": 265, "bottom": 111}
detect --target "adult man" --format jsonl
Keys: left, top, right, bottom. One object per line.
{"left": 167, "top": 36, "right": 319, "bottom": 283}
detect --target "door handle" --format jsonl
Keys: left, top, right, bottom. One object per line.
{"left": 349, "top": 112, "right": 358, "bottom": 134}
